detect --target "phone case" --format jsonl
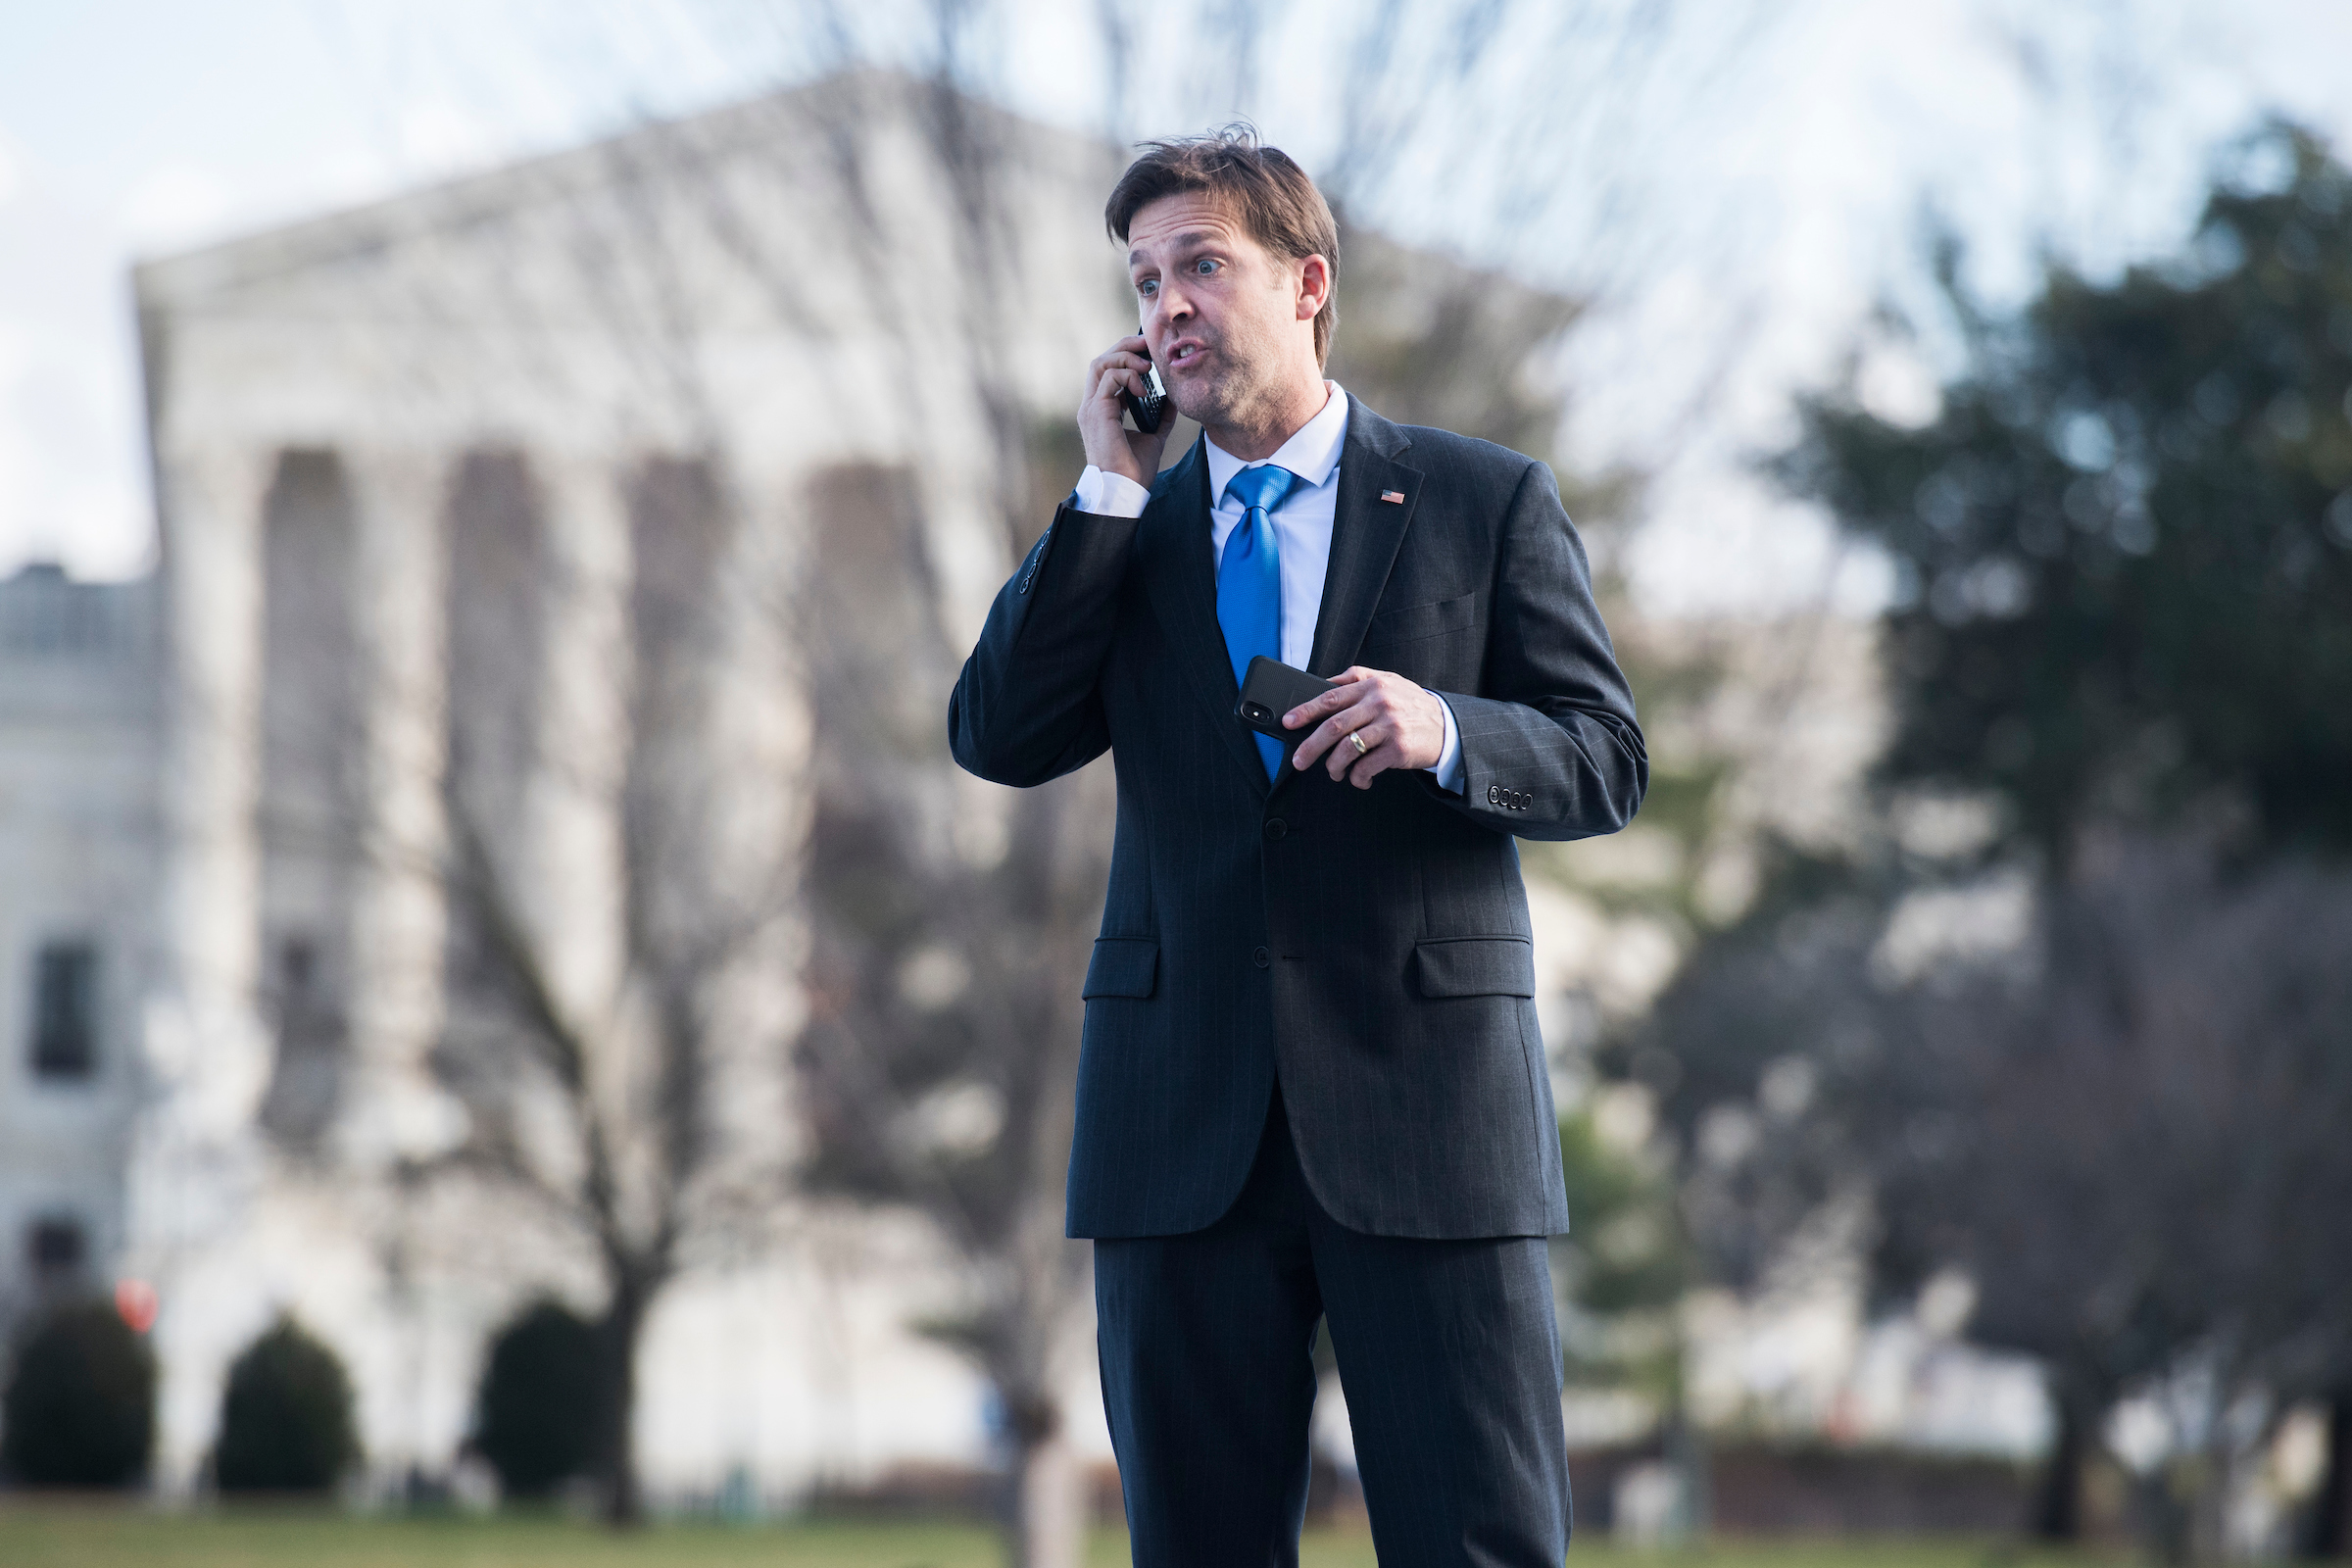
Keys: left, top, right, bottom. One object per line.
{"left": 1235, "top": 657, "right": 1336, "bottom": 753}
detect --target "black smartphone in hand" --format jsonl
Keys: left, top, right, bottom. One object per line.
{"left": 1236, "top": 657, "right": 1335, "bottom": 760}
{"left": 1121, "top": 353, "right": 1169, "bottom": 434}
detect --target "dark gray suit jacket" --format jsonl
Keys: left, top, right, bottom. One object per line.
{"left": 950, "top": 399, "right": 1646, "bottom": 1240}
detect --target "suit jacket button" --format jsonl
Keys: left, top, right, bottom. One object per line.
{"left": 1252, "top": 946, "right": 1270, "bottom": 968}
{"left": 1486, "top": 783, "right": 1500, "bottom": 805}
{"left": 1264, "top": 817, "right": 1287, "bottom": 840}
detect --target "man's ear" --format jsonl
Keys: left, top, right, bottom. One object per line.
{"left": 1297, "top": 254, "right": 1332, "bottom": 322}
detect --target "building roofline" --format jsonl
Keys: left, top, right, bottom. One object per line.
{"left": 132, "top": 68, "right": 1065, "bottom": 306}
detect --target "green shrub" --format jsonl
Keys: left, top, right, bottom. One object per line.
{"left": 1, "top": 1298, "right": 156, "bottom": 1487}
{"left": 473, "top": 1300, "right": 601, "bottom": 1498}
{"left": 213, "top": 1315, "right": 361, "bottom": 1493}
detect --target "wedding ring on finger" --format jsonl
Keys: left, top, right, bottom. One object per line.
{"left": 1348, "top": 729, "right": 1370, "bottom": 757}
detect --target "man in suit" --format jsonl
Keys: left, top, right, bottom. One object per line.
{"left": 949, "top": 128, "right": 1645, "bottom": 1566}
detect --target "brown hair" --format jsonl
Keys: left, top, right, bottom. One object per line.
{"left": 1105, "top": 124, "right": 1340, "bottom": 367}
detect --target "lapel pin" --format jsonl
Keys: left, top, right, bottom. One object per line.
{"left": 1380, "top": 489, "right": 1405, "bottom": 504}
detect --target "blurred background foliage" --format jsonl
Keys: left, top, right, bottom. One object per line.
{"left": 1624, "top": 120, "right": 2352, "bottom": 1561}
{"left": 1781, "top": 122, "right": 2352, "bottom": 859}
{"left": 212, "top": 1315, "right": 363, "bottom": 1494}
{"left": 1, "top": 1299, "right": 155, "bottom": 1489}
{"left": 473, "top": 1300, "right": 603, "bottom": 1500}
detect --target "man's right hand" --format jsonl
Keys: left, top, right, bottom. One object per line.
{"left": 1079, "top": 334, "right": 1172, "bottom": 490}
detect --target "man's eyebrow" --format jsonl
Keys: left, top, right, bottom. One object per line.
{"left": 1128, "top": 229, "right": 1226, "bottom": 269}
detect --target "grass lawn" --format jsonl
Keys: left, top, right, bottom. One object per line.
{"left": 0, "top": 1498, "right": 2117, "bottom": 1568}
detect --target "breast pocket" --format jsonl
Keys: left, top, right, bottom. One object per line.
{"left": 1363, "top": 591, "right": 1477, "bottom": 648}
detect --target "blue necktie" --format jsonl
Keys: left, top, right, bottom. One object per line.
{"left": 1218, "top": 464, "right": 1302, "bottom": 778}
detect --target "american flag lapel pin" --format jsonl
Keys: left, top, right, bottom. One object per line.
{"left": 1380, "top": 489, "right": 1405, "bottom": 504}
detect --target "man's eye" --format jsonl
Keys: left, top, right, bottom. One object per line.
{"left": 1137, "top": 279, "right": 1157, "bottom": 297}
{"left": 1195, "top": 258, "right": 1219, "bottom": 275}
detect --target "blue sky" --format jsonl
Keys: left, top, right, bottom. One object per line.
{"left": 4, "top": 0, "right": 2350, "bottom": 610}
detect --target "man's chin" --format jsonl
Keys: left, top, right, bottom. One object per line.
{"left": 1168, "top": 379, "right": 1237, "bottom": 431}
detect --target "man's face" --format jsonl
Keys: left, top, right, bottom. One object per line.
{"left": 1125, "top": 192, "right": 1314, "bottom": 429}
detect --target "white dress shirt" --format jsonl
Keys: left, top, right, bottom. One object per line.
{"left": 1073, "top": 382, "right": 1463, "bottom": 791}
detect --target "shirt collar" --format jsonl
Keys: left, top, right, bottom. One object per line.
{"left": 1206, "top": 382, "right": 1350, "bottom": 507}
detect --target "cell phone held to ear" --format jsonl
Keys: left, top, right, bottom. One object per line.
{"left": 1235, "top": 657, "right": 1335, "bottom": 756}
{"left": 1121, "top": 354, "right": 1169, "bottom": 434}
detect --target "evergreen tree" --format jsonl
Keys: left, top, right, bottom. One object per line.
{"left": 213, "top": 1315, "right": 361, "bottom": 1493}
{"left": 1779, "top": 122, "right": 2352, "bottom": 858}
{"left": 1, "top": 1299, "right": 155, "bottom": 1487}
{"left": 473, "top": 1301, "right": 600, "bottom": 1499}
{"left": 1651, "top": 120, "right": 2352, "bottom": 1550}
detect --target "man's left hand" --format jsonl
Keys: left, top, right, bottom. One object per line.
{"left": 1285, "top": 666, "right": 1447, "bottom": 787}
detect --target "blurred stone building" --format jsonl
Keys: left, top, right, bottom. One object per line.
{"left": 118, "top": 69, "right": 1129, "bottom": 1500}
{"left": 0, "top": 564, "right": 160, "bottom": 1337}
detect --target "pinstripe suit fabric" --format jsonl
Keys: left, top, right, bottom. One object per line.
{"left": 1095, "top": 1089, "right": 1572, "bottom": 1566}
{"left": 950, "top": 400, "right": 1642, "bottom": 1565}
{"left": 949, "top": 399, "right": 1647, "bottom": 1243}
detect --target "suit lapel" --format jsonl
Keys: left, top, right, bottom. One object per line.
{"left": 1271, "top": 401, "right": 1425, "bottom": 802}
{"left": 1307, "top": 401, "right": 1424, "bottom": 677}
{"left": 1139, "top": 437, "right": 1272, "bottom": 797}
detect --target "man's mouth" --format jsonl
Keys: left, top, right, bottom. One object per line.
{"left": 1165, "top": 340, "right": 1207, "bottom": 369}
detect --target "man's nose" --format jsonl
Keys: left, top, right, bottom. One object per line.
{"left": 1151, "top": 281, "right": 1195, "bottom": 329}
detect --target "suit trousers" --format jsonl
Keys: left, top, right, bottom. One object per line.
{"left": 1095, "top": 1089, "right": 1572, "bottom": 1567}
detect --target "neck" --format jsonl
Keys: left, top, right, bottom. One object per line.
{"left": 1205, "top": 368, "right": 1330, "bottom": 463}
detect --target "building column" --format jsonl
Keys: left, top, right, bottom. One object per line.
{"left": 338, "top": 447, "right": 466, "bottom": 1169}
{"left": 141, "top": 440, "right": 280, "bottom": 1174}
{"left": 519, "top": 451, "right": 635, "bottom": 1056}
{"left": 698, "top": 462, "right": 811, "bottom": 1180}
{"left": 131, "top": 437, "right": 281, "bottom": 1494}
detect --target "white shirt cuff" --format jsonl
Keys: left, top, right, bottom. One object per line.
{"left": 1073, "top": 466, "right": 1151, "bottom": 517}
{"left": 1428, "top": 696, "right": 1464, "bottom": 793}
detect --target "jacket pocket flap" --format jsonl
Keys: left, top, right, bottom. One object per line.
{"left": 1083, "top": 939, "right": 1159, "bottom": 999}
{"left": 1414, "top": 937, "right": 1536, "bottom": 998}
{"left": 1366, "top": 591, "right": 1476, "bottom": 645}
